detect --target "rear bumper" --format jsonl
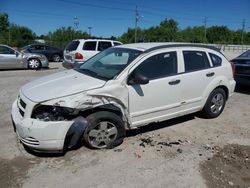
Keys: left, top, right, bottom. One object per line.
{"left": 235, "top": 74, "right": 250, "bottom": 86}
{"left": 62, "top": 60, "right": 74, "bottom": 69}
{"left": 62, "top": 60, "right": 84, "bottom": 69}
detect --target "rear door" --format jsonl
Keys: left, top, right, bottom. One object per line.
{"left": 178, "top": 49, "right": 213, "bottom": 112}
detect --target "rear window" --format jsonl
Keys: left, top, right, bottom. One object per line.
{"left": 183, "top": 51, "right": 210, "bottom": 72}
{"left": 209, "top": 53, "right": 222, "bottom": 67}
{"left": 98, "top": 42, "right": 112, "bottom": 51}
{"left": 65, "top": 41, "right": 79, "bottom": 51}
{"left": 83, "top": 41, "right": 97, "bottom": 51}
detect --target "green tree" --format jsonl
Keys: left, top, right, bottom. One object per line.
{"left": 206, "top": 26, "right": 232, "bottom": 44}
{"left": 179, "top": 26, "right": 205, "bottom": 43}
{"left": 0, "top": 13, "right": 10, "bottom": 44}
{"left": 44, "top": 27, "right": 90, "bottom": 48}
{"left": 0, "top": 13, "right": 9, "bottom": 32}
{"left": 9, "top": 24, "right": 36, "bottom": 47}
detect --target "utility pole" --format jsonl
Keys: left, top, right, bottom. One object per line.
{"left": 241, "top": 19, "right": 246, "bottom": 44}
{"left": 88, "top": 27, "right": 92, "bottom": 37}
{"left": 74, "top": 16, "right": 79, "bottom": 30}
{"left": 203, "top": 17, "right": 208, "bottom": 43}
{"left": 134, "top": 6, "right": 143, "bottom": 43}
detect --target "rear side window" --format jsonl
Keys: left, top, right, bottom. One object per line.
{"left": 83, "top": 41, "right": 97, "bottom": 51}
{"left": 209, "top": 53, "right": 222, "bottom": 67}
{"left": 113, "top": 42, "right": 121, "bottom": 46}
{"left": 183, "top": 51, "right": 210, "bottom": 72}
{"left": 65, "top": 41, "right": 79, "bottom": 51}
{"left": 134, "top": 51, "right": 177, "bottom": 80}
{"left": 98, "top": 42, "right": 112, "bottom": 51}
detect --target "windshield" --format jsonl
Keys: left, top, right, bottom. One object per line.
{"left": 77, "top": 47, "right": 142, "bottom": 80}
{"left": 65, "top": 41, "right": 79, "bottom": 51}
{"left": 239, "top": 50, "right": 250, "bottom": 58}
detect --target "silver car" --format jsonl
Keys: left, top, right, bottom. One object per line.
{"left": 0, "top": 44, "right": 49, "bottom": 70}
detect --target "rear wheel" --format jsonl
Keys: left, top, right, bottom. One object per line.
{"left": 28, "top": 58, "right": 41, "bottom": 69}
{"left": 51, "top": 54, "right": 61, "bottom": 62}
{"left": 201, "top": 88, "right": 226, "bottom": 118}
{"left": 83, "top": 111, "right": 125, "bottom": 149}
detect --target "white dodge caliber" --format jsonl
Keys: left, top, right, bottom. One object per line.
{"left": 11, "top": 43, "right": 236, "bottom": 153}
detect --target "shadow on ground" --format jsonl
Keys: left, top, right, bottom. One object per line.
{"left": 127, "top": 114, "right": 196, "bottom": 137}
{"left": 235, "top": 84, "right": 250, "bottom": 95}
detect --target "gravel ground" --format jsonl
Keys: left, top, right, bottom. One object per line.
{"left": 0, "top": 61, "right": 249, "bottom": 188}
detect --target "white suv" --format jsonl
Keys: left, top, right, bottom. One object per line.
{"left": 12, "top": 43, "right": 236, "bottom": 152}
{"left": 63, "top": 39, "right": 122, "bottom": 68}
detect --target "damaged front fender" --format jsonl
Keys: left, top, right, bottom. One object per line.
{"left": 64, "top": 116, "right": 88, "bottom": 149}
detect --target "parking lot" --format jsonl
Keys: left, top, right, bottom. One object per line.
{"left": 0, "top": 62, "right": 250, "bottom": 188}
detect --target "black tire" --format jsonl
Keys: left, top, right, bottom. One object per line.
{"left": 201, "top": 88, "right": 226, "bottom": 118}
{"left": 51, "top": 54, "right": 61, "bottom": 62}
{"left": 83, "top": 111, "right": 126, "bottom": 149}
{"left": 27, "top": 58, "right": 41, "bottom": 70}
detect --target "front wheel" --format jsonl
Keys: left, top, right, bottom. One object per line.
{"left": 28, "top": 58, "right": 41, "bottom": 69}
{"left": 201, "top": 88, "right": 226, "bottom": 118}
{"left": 83, "top": 111, "right": 126, "bottom": 149}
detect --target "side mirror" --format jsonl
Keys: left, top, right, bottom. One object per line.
{"left": 15, "top": 51, "right": 19, "bottom": 57}
{"left": 128, "top": 72, "right": 149, "bottom": 85}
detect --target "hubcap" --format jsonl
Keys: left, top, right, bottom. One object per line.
{"left": 210, "top": 93, "right": 224, "bottom": 114}
{"left": 87, "top": 121, "right": 118, "bottom": 148}
{"left": 28, "top": 59, "right": 39, "bottom": 69}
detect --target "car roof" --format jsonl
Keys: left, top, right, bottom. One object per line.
{"left": 73, "top": 39, "right": 121, "bottom": 43}
{"left": 117, "top": 42, "right": 221, "bottom": 53}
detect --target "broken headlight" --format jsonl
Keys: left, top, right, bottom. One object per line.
{"left": 32, "top": 105, "right": 76, "bottom": 121}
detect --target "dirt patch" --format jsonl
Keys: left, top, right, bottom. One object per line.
{"left": 200, "top": 144, "right": 250, "bottom": 188}
{"left": 0, "top": 156, "right": 40, "bottom": 188}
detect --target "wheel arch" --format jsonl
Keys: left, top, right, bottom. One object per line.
{"left": 201, "top": 76, "right": 230, "bottom": 108}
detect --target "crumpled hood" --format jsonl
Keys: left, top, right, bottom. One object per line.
{"left": 21, "top": 69, "right": 106, "bottom": 102}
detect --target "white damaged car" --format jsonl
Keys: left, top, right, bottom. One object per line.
{"left": 11, "top": 43, "right": 236, "bottom": 152}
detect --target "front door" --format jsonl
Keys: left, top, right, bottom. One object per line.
{"left": 127, "top": 50, "right": 182, "bottom": 127}
{"left": 0, "top": 46, "right": 22, "bottom": 69}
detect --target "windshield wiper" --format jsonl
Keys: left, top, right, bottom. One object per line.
{"left": 79, "top": 68, "right": 98, "bottom": 76}
{"left": 77, "top": 68, "right": 109, "bottom": 80}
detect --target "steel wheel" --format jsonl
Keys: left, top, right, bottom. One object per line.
{"left": 28, "top": 58, "right": 41, "bottom": 69}
{"left": 87, "top": 121, "right": 118, "bottom": 149}
{"left": 210, "top": 93, "right": 224, "bottom": 114}
{"left": 201, "top": 88, "right": 226, "bottom": 118}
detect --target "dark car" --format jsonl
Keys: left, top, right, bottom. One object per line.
{"left": 22, "top": 44, "right": 63, "bottom": 62}
{"left": 231, "top": 50, "right": 250, "bottom": 86}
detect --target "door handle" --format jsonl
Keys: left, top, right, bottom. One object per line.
{"left": 169, "top": 79, "right": 180, "bottom": 85}
{"left": 206, "top": 72, "right": 215, "bottom": 77}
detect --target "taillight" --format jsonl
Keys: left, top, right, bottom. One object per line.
{"left": 75, "top": 52, "right": 83, "bottom": 60}
{"left": 230, "top": 62, "right": 235, "bottom": 78}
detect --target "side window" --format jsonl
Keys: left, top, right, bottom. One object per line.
{"left": 98, "top": 42, "right": 112, "bottom": 51}
{"left": 29, "top": 45, "right": 36, "bottom": 50}
{"left": 83, "top": 41, "right": 97, "bottom": 51}
{"left": 209, "top": 53, "right": 222, "bottom": 67}
{"left": 0, "top": 46, "right": 15, "bottom": 54}
{"left": 134, "top": 51, "right": 177, "bottom": 80}
{"left": 183, "top": 51, "right": 210, "bottom": 72}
